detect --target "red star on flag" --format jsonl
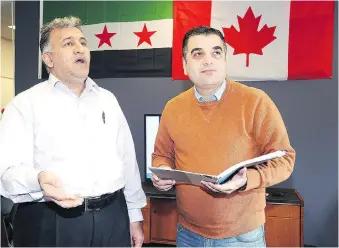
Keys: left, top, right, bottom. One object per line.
{"left": 134, "top": 24, "right": 156, "bottom": 47}
{"left": 95, "top": 25, "right": 116, "bottom": 48}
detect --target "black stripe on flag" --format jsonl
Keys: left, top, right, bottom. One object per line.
{"left": 41, "top": 48, "right": 172, "bottom": 79}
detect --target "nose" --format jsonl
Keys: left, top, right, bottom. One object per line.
{"left": 73, "top": 41, "right": 84, "bottom": 54}
{"left": 202, "top": 53, "right": 213, "bottom": 66}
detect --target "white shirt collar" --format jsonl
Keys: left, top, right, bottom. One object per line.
{"left": 47, "top": 73, "right": 100, "bottom": 95}
{"left": 194, "top": 79, "right": 227, "bottom": 102}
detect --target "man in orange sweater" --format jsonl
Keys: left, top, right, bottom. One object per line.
{"left": 151, "top": 26, "right": 296, "bottom": 247}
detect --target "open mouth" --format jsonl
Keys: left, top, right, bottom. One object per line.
{"left": 75, "top": 58, "right": 86, "bottom": 64}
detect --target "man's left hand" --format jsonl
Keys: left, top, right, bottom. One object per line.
{"left": 201, "top": 167, "right": 247, "bottom": 194}
{"left": 130, "top": 221, "right": 144, "bottom": 247}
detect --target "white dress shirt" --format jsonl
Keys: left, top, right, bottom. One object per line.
{"left": 0, "top": 73, "right": 146, "bottom": 222}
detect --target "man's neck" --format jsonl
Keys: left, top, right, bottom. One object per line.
{"left": 64, "top": 79, "right": 86, "bottom": 97}
{"left": 196, "top": 81, "right": 223, "bottom": 100}
{"left": 52, "top": 72, "right": 86, "bottom": 97}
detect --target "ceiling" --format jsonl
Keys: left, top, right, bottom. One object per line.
{"left": 1, "top": 0, "right": 15, "bottom": 41}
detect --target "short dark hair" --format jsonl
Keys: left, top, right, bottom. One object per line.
{"left": 182, "top": 26, "right": 227, "bottom": 60}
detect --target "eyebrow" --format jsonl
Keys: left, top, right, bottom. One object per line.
{"left": 190, "top": 46, "right": 223, "bottom": 55}
{"left": 62, "top": 36, "right": 72, "bottom": 42}
{"left": 61, "top": 36, "right": 87, "bottom": 43}
{"left": 79, "top": 37, "right": 87, "bottom": 42}
{"left": 190, "top": 48, "right": 202, "bottom": 54}
{"left": 213, "top": 46, "right": 223, "bottom": 51}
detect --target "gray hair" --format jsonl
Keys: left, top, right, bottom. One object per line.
{"left": 40, "top": 16, "right": 82, "bottom": 54}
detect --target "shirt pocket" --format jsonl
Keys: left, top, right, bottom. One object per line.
{"left": 87, "top": 109, "right": 119, "bottom": 156}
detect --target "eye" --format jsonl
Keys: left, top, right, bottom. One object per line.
{"left": 81, "top": 41, "right": 87, "bottom": 46}
{"left": 193, "top": 51, "right": 203, "bottom": 58}
{"left": 212, "top": 50, "right": 222, "bottom": 58}
{"left": 64, "top": 41, "right": 73, "bottom": 47}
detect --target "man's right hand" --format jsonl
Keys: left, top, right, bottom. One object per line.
{"left": 38, "top": 171, "right": 83, "bottom": 208}
{"left": 151, "top": 166, "right": 176, "bottom": 191}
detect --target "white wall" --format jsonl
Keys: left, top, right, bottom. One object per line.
{"left": 1, "top": 37, "right": 15, "bottom": 110}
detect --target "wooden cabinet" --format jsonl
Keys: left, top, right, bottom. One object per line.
{"left": 141, "top": 197, "right": 151, "bottom": 243}
{"left": 265, "top": 205, "right": 302, "bottom": 247}
{"left": 265, "top": 198, "right": 304, "bottom": 247}
{"left": 150, "top": 199, "right": 178, "bottom": 245}
{"left": 141, "top": 186, "right": 304, "bottom": 247}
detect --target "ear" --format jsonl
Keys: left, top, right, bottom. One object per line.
{"left": 41, "top": 53, "right": 54, "bottom": 69}
{"left": 182, "top": 58, "right": 187, "bottom": 76}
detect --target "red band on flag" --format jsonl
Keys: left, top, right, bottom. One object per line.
{"left": 172, "top": 1, "right": 212, "bottom": 80}
{"left": 288, "top": 0, "right": 334, "bottom": 79}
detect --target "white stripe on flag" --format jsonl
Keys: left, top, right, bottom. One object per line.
{"left": 82, "top": 19, "right": 173, "bottom": 51}
{"left": 211, "top": 1, "right": 291, "bottom": 81}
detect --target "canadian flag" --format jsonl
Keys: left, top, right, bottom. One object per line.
{"left": 172, "top": 1, "right": 334, "bottom": 81}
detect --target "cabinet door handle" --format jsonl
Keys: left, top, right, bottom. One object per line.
{"left": 153, "top": 210, "right": 157, "bottom": 214}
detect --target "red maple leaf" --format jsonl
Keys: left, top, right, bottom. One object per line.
{"left": 223, "top": 7, "right": 276, "bottom": 67}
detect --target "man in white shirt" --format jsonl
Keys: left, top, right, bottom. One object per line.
{"left": 0, "top": 16, "right": 146, "bottom": 247}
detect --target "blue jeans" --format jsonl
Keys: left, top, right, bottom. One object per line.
{"left": 176, "top": 223, "right": 266, "bottom": 247}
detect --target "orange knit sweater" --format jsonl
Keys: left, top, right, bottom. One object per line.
{"left": 152, "top": 79, "right": 296, "bottom": 238}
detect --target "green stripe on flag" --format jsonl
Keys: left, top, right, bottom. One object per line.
{"left": 43, "top": 1, "right": 173, "bottom": 24}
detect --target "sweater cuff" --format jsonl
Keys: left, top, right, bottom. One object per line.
{"left": 244, "top": 169, "right": 261, "bottom": 191}
{"left": 152, "top": 158, "right": 175, "bottom": 169}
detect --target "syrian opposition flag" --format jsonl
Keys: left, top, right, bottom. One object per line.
{"left": 172, "top": 1, "right": 334, "bottom": 81}
{"left": 39, "top": 1, "right": 173, "bottom": 79}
